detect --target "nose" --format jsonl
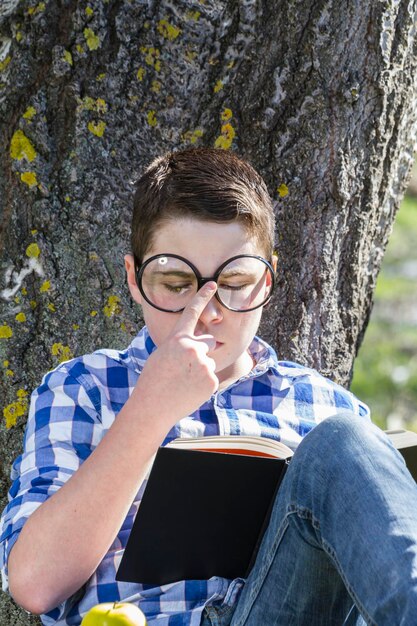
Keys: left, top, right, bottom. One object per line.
{"left": 196, "top": 292, "right": 224, "bottom": 327}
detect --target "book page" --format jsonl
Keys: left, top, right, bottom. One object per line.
{"left": 167, "top": 435, "right": 293, "bottom": 459}
{"left": 385, "top": 429, "right": 417, "bottom": 450}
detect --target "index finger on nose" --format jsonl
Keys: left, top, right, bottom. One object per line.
{"left": 173, "top": 281, "right": 217, "bottom": 334}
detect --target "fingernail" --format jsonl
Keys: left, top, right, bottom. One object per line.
{"left": 204, "top": 282, "right": 217, "bottom": 292}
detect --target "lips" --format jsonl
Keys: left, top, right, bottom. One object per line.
{"left": 214, "top": 341, "right": 224, "bottom": 349}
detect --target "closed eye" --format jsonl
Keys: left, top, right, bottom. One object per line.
{"left": 219, "top": 283, "right": 250, "bottom": 291}
{"left": 163, "top": 283, "right": 193, "bottom": 294}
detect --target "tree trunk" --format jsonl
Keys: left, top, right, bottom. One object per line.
{"left": 1, "top": 0, "right": 416, "bottom": 623}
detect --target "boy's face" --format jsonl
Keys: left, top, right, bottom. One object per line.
{"left": 124, "top": 218, "right": 276, "bottom": 389}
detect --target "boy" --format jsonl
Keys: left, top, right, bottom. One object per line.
{"left": 1, "top": 147, "right": 417, "bottom": 626}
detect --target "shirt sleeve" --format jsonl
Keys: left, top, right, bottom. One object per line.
{"left": 0, "top": 365, "right": 102, "bottom": 597}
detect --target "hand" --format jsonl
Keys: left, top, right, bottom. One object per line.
{"left": 133, "top": 282, "right": 219, "bottom": 428}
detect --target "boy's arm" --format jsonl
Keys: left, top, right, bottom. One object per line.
{"left": 7, "top": 282, "right": 219, "bottom": 615}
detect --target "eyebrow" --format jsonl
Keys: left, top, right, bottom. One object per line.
{"left": 149, "top": 270, "right": 195, "bottom": 279}
{"left": 219, "top": 269, "right": 259, "bottom": 279}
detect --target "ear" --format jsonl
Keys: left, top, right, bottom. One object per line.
{"left": 263, "top": 254, "right": 278, "bottom": 306}
{"left": 265, "top": 254, "right": 277, "bottom": 289}
{"left": 124, "top": 254, "right": 143, "bottom": 305}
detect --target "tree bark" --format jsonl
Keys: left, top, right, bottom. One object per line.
{"left": 1, "top": 0, "right": 416, "bottom": 623}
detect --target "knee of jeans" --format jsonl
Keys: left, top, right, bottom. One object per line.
{"left": 303, "top": 411, "right": 375, "bottom": 450}
{"left": 273, "top": 412, "right": 389, "bottom": 532}
{"left": 290, "top": 411, "right": 382, "bottom": 481}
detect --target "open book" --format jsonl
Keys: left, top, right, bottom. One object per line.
{"left": 116, "top": 429, "right": 417, "bottom": 586}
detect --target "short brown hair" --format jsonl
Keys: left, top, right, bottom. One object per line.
{"left": 130, "top": 147, "right": 275, "bottom": 265}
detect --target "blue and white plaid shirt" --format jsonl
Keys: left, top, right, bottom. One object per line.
{"left": 0, "top": 326, "right": 369, "bottom": 625}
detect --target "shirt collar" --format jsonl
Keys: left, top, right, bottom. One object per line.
{"left": 124, "top": 326, "right": 157, "bottom": 373}
{"left": 240, "top": 335, "right": 312, "bottom": 391}
{"left": 124, "top": 326, "right": 306, "bottom": 388}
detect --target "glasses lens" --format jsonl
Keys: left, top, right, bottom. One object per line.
{"left": 217, "top": 257, "right": 273, "bottom": 311}
{"left": 140, "top": 256, "right": 198, "bottom": 311}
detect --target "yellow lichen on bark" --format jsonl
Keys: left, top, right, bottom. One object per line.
{"left": 103, "top": 295, "right": 121, "bottom": 317}
{"left": 4, "top": 390, "right": 28, "bottom": 429}
{"left": 40, "top": 280, "right": 51, "bottom": 292}
{"left": 10, "top": 130, "right": 37, "bottom": 162}
{"left": 157, "top": 19, "right": 181, "bottom": 41}
{"left": 51, "top": 343, "right": 74, "bottom": 363}
{"left": 147, "top": 110, "right": 157, "bottom": 127}
{"left": 0, "top": 56, "right": 11, "bottom": 72}
{"left": 277, "top": 184, "right": 289, "bottom": 197}
{"left": 214, "top": 111, "right": 236, "bottom": 149}
{"left": 26, "top": 242, "right": 41, "bottom": 257}
{"left": 23, "top": 106, "right": 37, "bottom": 120}
{"left": 0, "top": 324, "right": 13, "bottom": 339}
{"left": 88, "top": 120, "right": 106, "bottom": 137}
{"left": 84, "top": 28, "right": 101, "bottom": 51}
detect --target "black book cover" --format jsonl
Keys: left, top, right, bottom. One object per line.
{"left": 398, "top": 445, "right": 417, "bottom": 482}
{"left": 116, "top": 446, "right": 289, "bottom": 585}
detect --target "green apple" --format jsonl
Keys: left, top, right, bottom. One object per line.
{"left": 81, "top": 602, "right": 147, "bottom": 626}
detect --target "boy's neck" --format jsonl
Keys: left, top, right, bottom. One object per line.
{"left": 217, "top": 350, "right": 256, "bottom": 392}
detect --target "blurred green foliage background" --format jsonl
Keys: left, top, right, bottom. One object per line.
{"left": 351, "top": 174, "right": 417, "bottom": 432}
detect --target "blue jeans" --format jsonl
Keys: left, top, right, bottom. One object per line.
{"left": 200, "top": 412, "right": 417, "bottom": 625}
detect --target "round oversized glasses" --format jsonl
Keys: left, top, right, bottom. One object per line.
{"left": 134, "top": 253, "right": 275, "bottom": 313}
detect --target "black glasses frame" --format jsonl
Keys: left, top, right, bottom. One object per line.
{"left": 134, "top": 253, "right": 275, "bottom": 313}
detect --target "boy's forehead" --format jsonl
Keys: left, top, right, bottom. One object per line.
{"left": 146, "top": 217, "right": 265, "bottom": 269}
